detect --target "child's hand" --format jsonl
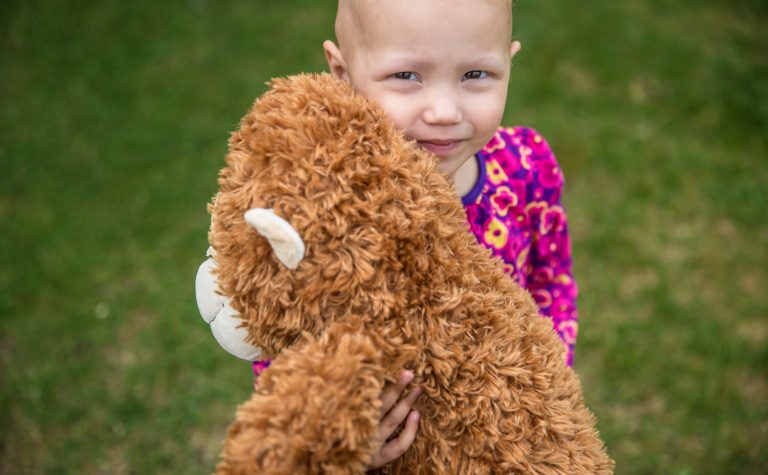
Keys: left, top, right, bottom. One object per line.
{"left": 368, "top": 370, "right": 421, "bottom": 469}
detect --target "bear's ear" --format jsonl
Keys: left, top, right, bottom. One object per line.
{"left": 244, "top": 208, "right": 305, "bottom": 270}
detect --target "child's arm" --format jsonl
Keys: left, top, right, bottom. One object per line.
{"left": 519, "top": 128, "right": 579, "bottom": 366}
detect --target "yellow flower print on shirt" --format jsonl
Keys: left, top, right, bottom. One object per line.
{"left": 490, "top": 186, "right": 518, "bottom": 217}
{"left": 484, "top": 217, "right": 509, "bottom": 249}
{"left": 557, "top": 320, "right": 579, "bottom": 346}
{"left": 483, "top": 130, "right": 507, "bottom": 155}
{"left": 516, "top": 245, "right": 529, "bottom": 271}
{"left": 532, "top": 289, "right": 553, "bottom": 309}
{"left": 486, "top": 159, "right": 510, "bottom": 186}
{"left": 519, "top": 145, "right": 533, "bottom": 170}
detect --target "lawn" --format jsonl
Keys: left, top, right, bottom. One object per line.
{"left": 1, "top": 0, "right": 766, "bottom": 473}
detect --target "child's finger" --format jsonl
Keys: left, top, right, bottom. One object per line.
{"left": 379, "top": 370, "right": 414, "bottom": 418}
{"left": 379, "top": 410, "right": 421, "bottom": 464}
{"left": 380, "top": 386, "right": 421, "bottom": 441}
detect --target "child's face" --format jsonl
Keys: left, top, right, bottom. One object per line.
{"left": 325, "top": 0, "right": 518, "bottom": 178}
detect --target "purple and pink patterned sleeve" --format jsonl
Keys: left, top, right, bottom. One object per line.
{"left": 252, "top": 359, "right": 272, "bottom": 381}
{"left": 466, "top": 127, "right": 579, "bottom": 365}
{"left": 517, "top": 128, "right": 579, "bottom": 366}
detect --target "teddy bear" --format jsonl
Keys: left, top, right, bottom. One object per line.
{"left": 197, "top": 73, "right": 614, "bottom": 474}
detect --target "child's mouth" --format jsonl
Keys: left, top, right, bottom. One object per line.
{"left": 417, "top": 140, "right": 463, "bottom": 157}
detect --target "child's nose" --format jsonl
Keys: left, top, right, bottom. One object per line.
{"left": 423, "top": 89, "right": 463, "bottom": 125}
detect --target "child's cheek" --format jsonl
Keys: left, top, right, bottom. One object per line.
{"left": 370, "top": 93, "right": 418, "bottom": 134}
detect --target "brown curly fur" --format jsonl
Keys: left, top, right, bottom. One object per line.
{"left": 209, "top": 73, "right": 614, "bottom": 474}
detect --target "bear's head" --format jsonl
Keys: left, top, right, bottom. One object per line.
{"left": 209, "top": 74, "right": 481, "bottom": 359}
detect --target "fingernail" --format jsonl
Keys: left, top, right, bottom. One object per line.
{"left": 400, "top": 370, "right": 414, "bottom": 384}
{"left": 411, "top": 410, "right": 420, "bottom": 421}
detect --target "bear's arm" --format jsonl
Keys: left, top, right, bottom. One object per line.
{"left": 215, "top": 327, "right": 384, "bottom": 475}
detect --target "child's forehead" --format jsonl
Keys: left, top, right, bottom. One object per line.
{"left": 337, "top": 0, "right": 511, "bottom": 15}
{"left": 336, "top": 0, "right": 511, "bottom": 53}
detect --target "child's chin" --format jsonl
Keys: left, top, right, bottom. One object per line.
{"left": 438, "top": 152, "right": 474, "bottom": 174}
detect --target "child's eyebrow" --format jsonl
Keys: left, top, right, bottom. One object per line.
{"left": 458, "top": 56, "right": 508, "bottom": 71}
{"left": 372, "top": 52, "right": 507, "bottom": 72}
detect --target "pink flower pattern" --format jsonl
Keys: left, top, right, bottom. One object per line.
{"left": 463, "top": 127, "right": 578, "bottom": 366}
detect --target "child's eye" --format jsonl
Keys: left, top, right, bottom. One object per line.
{"left": 464, "top": 70, "right": 489, "bottom": 80}
{"left": 393, "top": 72, "right": 419, "bottom": 81}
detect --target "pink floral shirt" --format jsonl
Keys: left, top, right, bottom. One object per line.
{"left": 252, "top": 126, "right": 577, "bottom": 378}
{"left": 463, "top": 126, "right": 578, "bottom": 366}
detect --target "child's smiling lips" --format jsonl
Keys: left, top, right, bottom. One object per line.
{"left": 416, "top": 138, "right": 465, "bottom": 157}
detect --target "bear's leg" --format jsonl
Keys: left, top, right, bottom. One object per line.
{"left": 215, "top": 330, "right": 384, "bottom": 475}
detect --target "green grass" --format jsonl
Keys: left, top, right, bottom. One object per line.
{"left": 1, "top": 0, "right": 766, "bottom": 473}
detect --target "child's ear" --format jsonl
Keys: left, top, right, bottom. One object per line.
{"left": 509, "top": 40, "right": 522, "bottom": 61}
{"left": 323, "top": 40, "right": 350, "bottom": 82}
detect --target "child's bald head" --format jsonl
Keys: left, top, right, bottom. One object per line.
{"left": 334, "top": 0, "right": 513, "bottom": 63}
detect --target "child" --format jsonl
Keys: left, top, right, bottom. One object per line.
{"left": 322, "top": 0, "right": 578, "bottom": 367}
{"left": 198, "top": 0, "right": 579, "bottom": 469}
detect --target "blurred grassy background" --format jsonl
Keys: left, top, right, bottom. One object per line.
{"left": 1, "top": 0, "right": 766, "bottom": 473}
